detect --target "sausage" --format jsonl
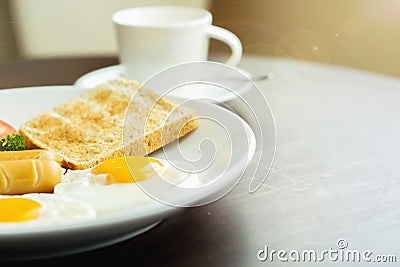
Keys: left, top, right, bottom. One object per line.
{"left": 0, "top": 159, "right": 63, "bottom": 194}
{"left": 0, "top": 149, "right": 61, "bottom": 162}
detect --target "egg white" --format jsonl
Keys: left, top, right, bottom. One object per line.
{"left": 54, "top": 158, "right": 194, "bottom": 217}
{"left": 0, "top": 193, "right": 97, "bottom": 231}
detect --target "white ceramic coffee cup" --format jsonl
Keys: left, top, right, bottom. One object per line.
{"left": 112, "top": 5, "right": 243, "bottom": 82}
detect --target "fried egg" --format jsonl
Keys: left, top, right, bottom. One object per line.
{"left": 54, "top": 156, "right": 195, "bottom": 217}
{"left": 0, "top": 193, "right": 97, "bottom": 231}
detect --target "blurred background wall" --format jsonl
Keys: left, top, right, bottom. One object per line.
{"left": 4, "top": 0, "right": 210, "bottom": 58}
{"left": 0, "top": 0, "right": 18, "bottom": 62}
{"left": 1, "top": 0, "right": 400, "bottom": 78}
{"left": 210, "top": 0, "right": 400, "bottom": 78}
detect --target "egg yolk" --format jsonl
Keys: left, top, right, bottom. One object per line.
{"left": 92, "top": 156, "right": 163, "bottom": 184}
{"left": 0, "top": 198, "right": 41, "bottom": 222}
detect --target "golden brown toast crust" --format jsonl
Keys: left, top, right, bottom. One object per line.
{"left": 19, "top": 78, "right": 198, "bottom": 170}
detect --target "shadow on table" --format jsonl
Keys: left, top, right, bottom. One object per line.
{"left": 24, "top": 202, "right": 246, "bottom": 266}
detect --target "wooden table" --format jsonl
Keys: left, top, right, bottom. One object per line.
{"left": 1, "top": 55, "right": 400, "bottom": 266}
{"left": 0, "top": 57, "right": 119, "bottom": 89}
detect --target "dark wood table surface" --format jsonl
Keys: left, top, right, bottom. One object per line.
{"left": 0, "top": 57, "right": 119, "bottom": 89}
{"left": 2, "top": 55, "right": 400, "bottom": 266}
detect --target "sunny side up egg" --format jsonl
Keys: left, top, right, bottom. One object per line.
{"left": 54, "top": 156, "right": 193, "bottom": 217}
{"left": 0, "top": 193, "right": 96, "bottom": 231}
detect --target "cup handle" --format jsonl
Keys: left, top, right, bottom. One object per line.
{"left": 206, "top": 25, "right": 243, "bottom": 66}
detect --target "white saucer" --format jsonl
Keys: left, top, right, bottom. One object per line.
{"left": 75, "top": 65, "right": 124, "bottom": 89}
{"left": 74, "top": 64, "right": 255, "bottom": 103}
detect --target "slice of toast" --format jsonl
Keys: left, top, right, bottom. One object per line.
{"left": 19, "top": 78, "right": 198, "bottom": 170}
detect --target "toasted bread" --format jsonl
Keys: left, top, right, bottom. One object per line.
{"left": 19, "top": 78, "right": 198, "bottom": 170}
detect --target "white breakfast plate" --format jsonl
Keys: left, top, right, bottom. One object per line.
{"left": 74, "top": 63, "right": 255, "bottom": 103}
{"left": 0, "top": 85, "right": 256, "bottom": 260}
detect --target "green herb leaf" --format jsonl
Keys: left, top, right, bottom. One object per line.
{"left": 0, "top": 134, "right": 27, "bottom": 151}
